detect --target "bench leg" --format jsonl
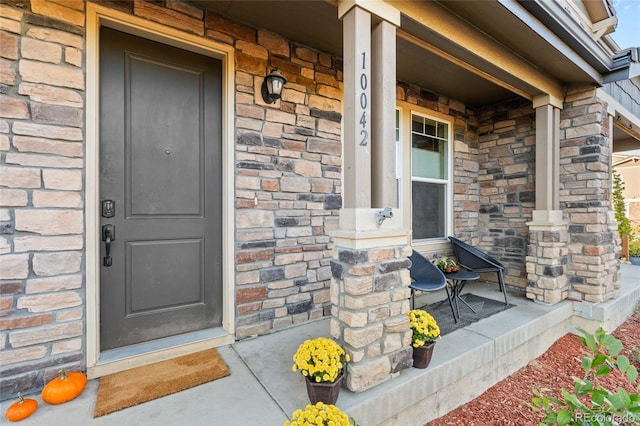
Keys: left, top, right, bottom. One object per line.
{"left": 410, "top": 288, "right": 415, "bottom": 310}
{"left": 444, "top": 285, "right": 458, "bottom": 323}
{"left": 497, "top": 271, "right": 508, "bottom": 305}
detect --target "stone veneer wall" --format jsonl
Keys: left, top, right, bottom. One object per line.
{"left": 395, "top": 81, "right": 481, "bottom": 248}
{"left": 476, "top": 98, "right": 536, "bottom": 288}
{"left": 230, "top": 18, "right": 344, "bottom": 337}
{"left": 560, "top": 85, "right": 620, "bottom": 302}
{"left": 1, "top": 0, "right": 87, "bottom": 398}
{"left": 0, "top": 0, "right": 344, "bottom": 397}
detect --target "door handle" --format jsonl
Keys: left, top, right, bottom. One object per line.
{"left": 102, "top": 224, "right": 115, "bottom": 267}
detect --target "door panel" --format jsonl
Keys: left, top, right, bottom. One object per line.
{"left": 127, "top": 55, "right": 204, "bottom": 217}
{"left": 127, "top": 239, "right": 204, "bottom": 313}
{"left": 99, "top": 27, "right": 222, "bottom": 350}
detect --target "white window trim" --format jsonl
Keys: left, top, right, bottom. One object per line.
{"left": 396, "top": 102, "right": 453, "bottom": 249}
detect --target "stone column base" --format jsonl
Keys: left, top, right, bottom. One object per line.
{"left": 526, "top": 211, "right": 569, "bottom": 305}
{"left": 330, "top": 220, "right": 412, "bottom": 392}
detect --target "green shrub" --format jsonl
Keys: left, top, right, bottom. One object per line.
{"left": 530, "top": 327, "right": 639, "bottom": 425}
{"left": 629, "top": 238, "right": 640, "bottom": 257}
{"left": 613, "top": 171, "right": 633, "bottom": 240}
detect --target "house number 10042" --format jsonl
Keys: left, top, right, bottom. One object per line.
{"left": 359, "top": 51, "right": 368, "bottom": 146}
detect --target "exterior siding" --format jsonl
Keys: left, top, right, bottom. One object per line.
{"left": 0, "top": 0, "right": 87, "bottom": 397}
{"left": 231, "top": 22, "right": 344, "bottom": 338}
{"left": 561, "top": 84, "right": 620, "bottom": 303}
{"left": 602, "top": 77, "right": 640, "bottom": 119}
{"left": 477, "top": 99, "right": 536, "bottom": 288}
{"left": 614, "top": 158, "right": 640, "bottom": 228}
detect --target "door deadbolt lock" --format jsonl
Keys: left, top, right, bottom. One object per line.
{"left": 102, "top": 200, "right": 115, "bottom": 218}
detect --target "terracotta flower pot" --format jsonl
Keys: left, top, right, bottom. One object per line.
{"left": 413, "top": 342, "right": 435, "bottom": 369}
{"left": 304, "top": 372, "right": 343, "bottom": 405}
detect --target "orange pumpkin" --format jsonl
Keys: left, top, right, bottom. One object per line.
{"left": 41, "top": 370, "right": 87, "bottom": 405}
{"left": 5, "top": 393, "right": 38, "bottom": 422}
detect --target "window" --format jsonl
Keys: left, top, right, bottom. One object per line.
{"left": 404, "top": 111, "right": 451, "bottom": 241}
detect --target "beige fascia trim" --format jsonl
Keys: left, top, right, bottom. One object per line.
{"left": 394, "top": 1, "right": 564, "bottom": 101}
{"left": 338, "top": 0, "right": 400, "bottom": 26}
{"left": 85, "top": 3, "right": 235, "bottom": 371}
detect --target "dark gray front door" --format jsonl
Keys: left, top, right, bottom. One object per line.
{"left": 99, "top": 27, "right": 222, "bottom": 350}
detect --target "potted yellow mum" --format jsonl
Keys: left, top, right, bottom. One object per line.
{"left": 284, "top": 402, "right": 356, "bottom": 426}
{"left": 407, "top": 309, "right": 440, "bottom": 368}
{"left": 292, "top": 337, "right": 350, "bottom": 404}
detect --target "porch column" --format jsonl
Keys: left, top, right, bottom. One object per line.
{"left": 342, "top": 4, "right": 371, "bottom": 208}
{"left": 371, "top": 19, "right": 397, "bottom": 208}
{"left": 559, "top": 85, "right": 620, "bottom": 303}
{"left": 533, "top": 96, "right": 561, "bottom": 211}
{"left": 333, "top": 1, "right": 409, "bottom": 393}
{"left": 526, "top": 95, "right": 569, "bottom": 304}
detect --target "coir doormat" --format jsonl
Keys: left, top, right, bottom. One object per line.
{"left": 93, "top": 348, "right": 230, "bottom": 418}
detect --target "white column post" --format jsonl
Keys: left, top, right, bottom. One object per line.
{"left": 526, "top": 95, "right": 568, "bottom": 305}
{"left": 534, "top": 96, "right": 561, "bottom": 212}
{"left": 342, "top": 6, "right": 372, "bottom": 209}
{"left": 371, "top": 19, "right": 397, "bottom": 209}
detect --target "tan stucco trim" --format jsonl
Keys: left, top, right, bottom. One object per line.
{"left": 85, "top": 3, "right": 235, "bottom": 377}
{"left": 393, "top": 1, "right": 564, "bottom": 101}
{"left": 526, "top": 210, "right": 567, "bottom": 230}
{"left": 333, "top": 208, "right": 410, "bottom": 248}
{"left": 533, "top": 94, "right": 564, "bottom": 109}
{"left": 338, "top": 0, "right": 401, "bottom": 26}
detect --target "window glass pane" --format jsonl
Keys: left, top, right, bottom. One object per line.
{"left": 412, "top": 181, "right": 445, "bottom": 240}
{"left": 411, "top": 114, "right": 448, "bottom": 180}
{"left": 412, "top": 116, "right": 423, "bottom": 133}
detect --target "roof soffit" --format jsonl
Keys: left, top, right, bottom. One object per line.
{"left": 513, "top": 0, "right": 615, "bottom": 73}
{"left": 391, "top": 0, "right": 564, "bottom": 100}
{"left": 582, "top": 0, "right": 615, "bottom": 24}
{"left": 187, "top": 1, "right": 621, "bottom": 106}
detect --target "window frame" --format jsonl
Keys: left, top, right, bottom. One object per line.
{"left": 396, "top": 102, "right": 454, "bottom": 248}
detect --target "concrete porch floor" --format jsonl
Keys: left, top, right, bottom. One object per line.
{"left": 2, "top": 264, "right": 638, "bottom": 426}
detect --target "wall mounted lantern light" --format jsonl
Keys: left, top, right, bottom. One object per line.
{"left": 261, "top": 68, "right": 287, "bottom": 104}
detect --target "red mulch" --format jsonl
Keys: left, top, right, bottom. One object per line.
{"left": 426, "top": 311, "right": 640, "bottom": 425}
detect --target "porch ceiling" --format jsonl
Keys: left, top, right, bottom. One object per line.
{"left": 440, "top": 0, "right": 600, "bottom": 83}
{"left": 614, "top": 124, "right": 640, "bottom": 153}
{"left": 191, "top": 0, "right": 602, "bottom": 108}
